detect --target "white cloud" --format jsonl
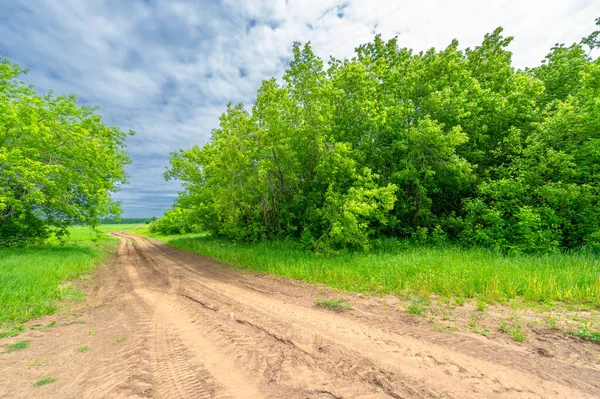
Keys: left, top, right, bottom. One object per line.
{"left": 1, "top": 0, "right": 598, "bottom": 216}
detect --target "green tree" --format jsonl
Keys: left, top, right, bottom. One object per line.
{"left": 164, "top": 19, "right": 600, "bottom": 253}
{"left": 0, "top": 58, "right": 132, "bottom": 245}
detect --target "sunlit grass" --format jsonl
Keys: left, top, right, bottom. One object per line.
{"left": 164, "top": 236, "right": 600, "bottom": 306}
{"left": 48, "top": 224, "right": 140, "bottom": 244}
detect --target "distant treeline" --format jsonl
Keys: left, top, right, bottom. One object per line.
{"left": 155, "top": 20, "right": 600, "bottom": 254}
{"left": 101, "top": 218, "right": 155, "bottom": 225}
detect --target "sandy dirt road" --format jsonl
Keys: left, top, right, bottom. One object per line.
{"left": 1, "top": 233, "right": 600, "bottom": 398}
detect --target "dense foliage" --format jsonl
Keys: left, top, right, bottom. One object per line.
{"left": 163, "top": 21, "right": 600, "bottom": 253}
{"left": 0, "top": 58, "right": 132, "bottom": 245}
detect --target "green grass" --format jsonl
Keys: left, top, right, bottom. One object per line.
{"left": 407, "top": 299, "right": 429, "bottom": 316}
{"left": 0, "top": 324, "right": 26, "bottom": 339}
{"left": 3, "top": 339, "right": 30, "bottom": 353}
{"left": 571, "top": 322, "right": 600, "bottom": 342}
{"left": 33, "top": 377, "right": 57, "bottom": 387}
{"left": 0, "top": 224, "right": 139, "bottom": 331}
{"left": 52, "top": 224, "right": 140, "bottom": 244}
{"left": 476, "top": 299, "right": 488, "bottom": 312}
{"left": 77, "top": 345, "right": 91, "bottom": 352}
{"left": 510, "top": 323, "right": 526, "bottom": 342}
{"left": 161, "top": 235, "right": 600, "bottom": 306}
{"left": 315, "top": 298, "right": 352, "bottom": 312}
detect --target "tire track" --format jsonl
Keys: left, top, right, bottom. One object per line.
{"left": 133, "top": 236, "right": 420, "bottom": 397}
{"left": 119, "top": 235, "right": 272, "bottom": 399}
{"left": 151, "top": 310, "right": 216, "bottom": 399}
{"left": 112, "top": 233, "right": 600, "bottom": 398}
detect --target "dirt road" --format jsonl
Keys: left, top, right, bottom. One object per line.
{"left": 2, "top": 233, "right": 599, "bottom": 398}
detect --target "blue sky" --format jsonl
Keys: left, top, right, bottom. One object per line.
{"left": 1, "top": 0, "right": 598, "bottom": 217}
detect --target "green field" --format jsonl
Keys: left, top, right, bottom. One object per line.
{"left": 137, "top": 226, "right": 600, "bottom": 306}
{"left": 50, "top": 224, "right": 140, "bottom": 244}
{"left": 0, "top": 224, "right": 139, "bottom": 335}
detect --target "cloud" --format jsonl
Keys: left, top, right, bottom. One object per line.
{"left": 1, "top": 0, "right": 598, "bottom": 217}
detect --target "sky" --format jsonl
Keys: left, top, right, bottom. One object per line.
{"left": 1, "top": 0, "right": 598, "bottom": 218}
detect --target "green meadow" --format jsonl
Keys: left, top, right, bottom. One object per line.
{"left": 0, "top": 224, "right": 138, "bottom": 335}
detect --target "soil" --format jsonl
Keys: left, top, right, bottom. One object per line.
{"left": 1, "top": 233, "right": 599, "bottom": 398}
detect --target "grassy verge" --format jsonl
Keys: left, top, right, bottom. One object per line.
{"left": 0, "top": 224, "right": 139, "bottom": 335}
{"left": 142, "top": 232, "right": 600, "bottom": 306}
{"left": 51, "top": 224, "right": 141, "bottom": 244}
{"left": 127, "top": 225, "right": 201, "bottom": 241}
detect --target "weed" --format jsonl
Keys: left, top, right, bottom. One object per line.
{"left": 466, "top": 315, "right": 479, "bottom": 330}
{"left": 499, "top": 319, "right": 509, "bottom": 333}
{"left": 33, "top": 377, "right": 57, "bottom": 387}
{"left": 480, "top": 329, "right": 490, "bottom": 337}
{"left": 30, "top": 321, "right": 56, "bottom": 331}
{"left": 454, "top": 297, "right": 465, "bottom": 306}
{"left": 89, "top": 328, "right": 97, "bottom": 336}
{"left": 546, "top": 314, "right": 559, "bottom": 330}
{"left": 77, "top": 346, "right": 91, "bottom": 352}
{"left": 476, "top": 299, "right": 488, "bottom": 312}
{"left": 571, "top": 322, "right": 600, "bottom": 342}
{"left": 407, "top": 299, "right": 428, "bottom": 316}
{"left": 112, "top": 337, "right": 128, "bottom": 344}
{"left": 3, "top": 340, "right": 30, "bottom": 353}
{"left": 313, "top": 334, "right": 324, "bottom": 347}
{"left": 432, "top": 325, "right": 458, "bottom": 332}
{"left": 60, "top": 320, "right": 87, "bottom": 327}
{"left": 510, "top": 323, "right": 526, "bottom": 342}
{"left": 28, "top": 357, "right": 42, "bottom": 368}
{"left": 315, "top": 298, "right": 352, "bottom": 312}
{"left": 442, "top": 313, "right": 456, "bottom": 321}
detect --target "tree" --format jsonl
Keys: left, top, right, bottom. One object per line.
{"left": 164, "top": 19, "right": 600, "bottom": 253}
{"left": 0, "top": 58, "right": 133, "bottom": 245}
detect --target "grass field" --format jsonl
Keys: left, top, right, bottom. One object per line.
{"left": 135, "top": 227, "right": 600, "bottom": 306}
{"left": 51, "top": 224, "right": 141, "bottom": 244}
{"left": 0, "top": 224, "right": 139, "bottom": 335}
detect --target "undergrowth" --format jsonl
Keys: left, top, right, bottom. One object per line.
{"left": 162, "top": 235, "right": 600, "bottom": 306}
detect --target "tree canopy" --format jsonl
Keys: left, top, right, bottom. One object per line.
{"left": 162, "top": 20, "right": 600, "bottom": 254}
{"left": 0, "top": 58, "right": 133, "bottom": 245}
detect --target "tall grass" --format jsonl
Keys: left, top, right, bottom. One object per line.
{"left": 166, "top": 236, "right": 600, "bottom": 305}
{"left": 0, "top": 224, "right": 139, "bottom": 328}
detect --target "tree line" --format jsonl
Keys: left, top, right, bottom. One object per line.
{"left": 161, "top": 20, "right": 598, "bottom": 253}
